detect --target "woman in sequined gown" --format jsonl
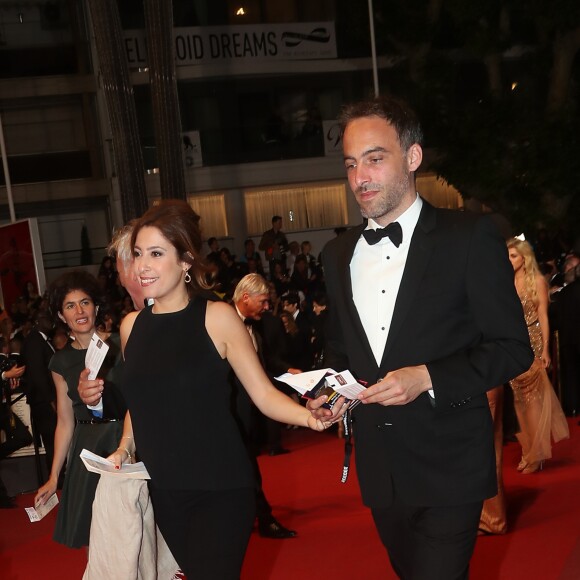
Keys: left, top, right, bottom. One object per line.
{"left": 507, "top": 239, "right": 569, "bottom": 474}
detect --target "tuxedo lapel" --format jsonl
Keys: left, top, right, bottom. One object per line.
{"left": 338, "top": 225, "right": 379, "bottom": 372}
{"left": 380, "top": 201, "right": 437, "bottom": 368}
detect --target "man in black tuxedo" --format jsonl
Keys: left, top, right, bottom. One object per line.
{"left": 550, "top": 256, "right": 580, "bottom": 416}
{"left": 20, "top": 312, "right": 57, "bottom": 474}
{"left": 315, "top": 96, "right": 533, "bottom": 579}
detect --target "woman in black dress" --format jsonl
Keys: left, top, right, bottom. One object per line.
{"left": 109, "top": 200, "right": 335, "bottom": 579}
{"left": 34, "top": 271, "right": 125, "bottom": 549}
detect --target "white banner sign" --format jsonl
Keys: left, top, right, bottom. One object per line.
{"left": 125, "top": 22, "right": 337, "bottom": 67}
{"left": 182, "top": 131, "right": 203, "bottom": 168}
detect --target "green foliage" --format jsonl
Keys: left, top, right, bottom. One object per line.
{"left": 370, "top": 0, "right": 580, "bottom": 234}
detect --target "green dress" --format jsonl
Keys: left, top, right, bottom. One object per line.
{"left": 49, "top": 336, "right": 124, "bottom": 549}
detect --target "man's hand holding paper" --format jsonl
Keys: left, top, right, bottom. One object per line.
{"left": 358, "top": 365, "right": 432, "bottom": 406}
{"left": 276, "top": 368, "right": 355, "bottom": 423}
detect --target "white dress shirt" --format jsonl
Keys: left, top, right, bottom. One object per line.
{"left": 350, "top": 194, "right": 423, "bottom": 366}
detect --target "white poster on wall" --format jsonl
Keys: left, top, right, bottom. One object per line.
{"left": 182, "top": 131, "right": 203, "bottom": 168}
{"left": 323, "top": 120, "right": 342, "bottom": 156}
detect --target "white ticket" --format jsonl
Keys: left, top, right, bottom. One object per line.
{"left": 325, "top": 370, "right": 367, "bottom": 399}
{"left": 85, "top": 333, "right": 110, "bottom": 380}
{"left": 25, "top": 493, "right": 59, "bottom": 522}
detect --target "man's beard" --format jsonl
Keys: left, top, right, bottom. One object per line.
{"left": 357, "top": 171, "right": 411, "bottom": 220}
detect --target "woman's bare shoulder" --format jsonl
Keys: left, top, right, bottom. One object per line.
{"left": 206, "top": 299, "right": 238, "bottom": 322}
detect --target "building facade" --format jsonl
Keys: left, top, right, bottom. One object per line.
{"left": 0, "top": 0, "right": 462, "bottom": 278}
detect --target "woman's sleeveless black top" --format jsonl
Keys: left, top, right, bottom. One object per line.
{"left": 123, "top": 297, "right": 253, "bottom": 490}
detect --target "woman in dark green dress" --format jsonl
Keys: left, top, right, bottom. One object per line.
{"left": 34, "top": 271, "right": 125, "bottom": 549}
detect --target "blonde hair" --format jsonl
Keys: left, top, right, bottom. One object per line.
{"left": 107, "top": 221, "right": 137, "bottom": 266}
{"left": 507, "top": 238, "right": 539, "bottom": 305}
{"left": 232, "top": 273, "right": 269, "bottom": 303}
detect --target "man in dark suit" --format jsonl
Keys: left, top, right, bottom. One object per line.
{"left": 550, "top": 256, "right": 580, "bottom": 416}
{"left": 0, "top": 360, "right": 29, "bottom": 508}
{"left": 231, "top": 273, "right": 298, "bottom": 538}
{"left": 314, "top": 96, "right": 533, "bottom": 579}
{"left": 256, "top": 299, "right": 304, "bottom": 455}
{"left": 259, "top": 215, "right": 289, "bottom": 274}
{"left": 20, "top": 312, "right": 57, "bottom": 474}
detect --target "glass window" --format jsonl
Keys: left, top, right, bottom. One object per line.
{"left": 0, "top": 0, "right": 82, "bottom": 78}
{"left": 0, "top": 95, "right": 99, "bottom": 185}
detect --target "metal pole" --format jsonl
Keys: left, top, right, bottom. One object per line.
{"left": 0, "top": 113, "right": 16, "bottom": 223}
{"left": 368, "top": 0, "right": 379, "bottom": 97}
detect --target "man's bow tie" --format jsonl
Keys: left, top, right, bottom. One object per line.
{"left": 243, "top": 318, "right": 254, "bottom": 327}
{"left": 362, "top": 222, "right": 403, "bottom": 247}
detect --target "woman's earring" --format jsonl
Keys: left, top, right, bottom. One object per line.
{"left": 58, "top": 312, "right": 66, "bottom": 323}
{"left": 184, "top": 270, "right": 192, "bottom": 284}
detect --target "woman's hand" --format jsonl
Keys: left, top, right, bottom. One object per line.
{"left": 307, "top": 414, "right": 343, "bottom": 432}
{"left": 106, "top": 447, "right": 132, "bottom": 469}
{"left": 77, "top": 368, "right": 104, "bottom": 406}
{"left": 307, "top": 414, "right": 327, "bottom": 431}
{"left": 541, "top": 347, "right": 551, "bottom": 369}
{"left": 305, "top": 394, "right": 348, "bottom": 431}
{"left": 35, "top": 478, "right": 57, "bottom": 507}
{"left": 3, "top": 364, "right": 25, "bottom": 380}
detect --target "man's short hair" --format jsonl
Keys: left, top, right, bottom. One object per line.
{"left": 272, "top": 215, "right": 282, "bottom": 224}
{"left": 233, "top": 273, "right": 269, "bottom": 303}
{"left": 338, "top": 95, "right": 423, "bottom": 153}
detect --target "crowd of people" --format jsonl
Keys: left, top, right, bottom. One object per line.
{"left": 0, "top": 94, "right": 578, "bottom": 580}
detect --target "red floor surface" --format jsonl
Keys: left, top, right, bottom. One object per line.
{"left": 1, "top": 419, "right": 579, "bottom": 579}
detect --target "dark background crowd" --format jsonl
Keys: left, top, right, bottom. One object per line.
{"left": 1, "top": 223, "right": 580, "bottom": 507}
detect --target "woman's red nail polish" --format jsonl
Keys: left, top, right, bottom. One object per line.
{"left": 115, "top": 465, "right": 119, "bottom": 470}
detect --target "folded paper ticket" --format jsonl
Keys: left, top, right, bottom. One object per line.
{"left": 276, "top": 368, "right": 365, "bottom": 410}
{"left": 85, "top": 332, "right": 109, "bottom": 414}
{"left": 26, "top": 493, "right": 59, "bottom": 522}
{"left": 80, "top": 449, "right": 151, "bottom": 479}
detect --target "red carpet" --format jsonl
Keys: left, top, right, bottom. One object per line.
{"left": 1, "top": 419, "right": 580, "bottom": 579}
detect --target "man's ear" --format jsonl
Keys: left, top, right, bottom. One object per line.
{"left": 406, "top": 143, "right": 423, "bottom": 173}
